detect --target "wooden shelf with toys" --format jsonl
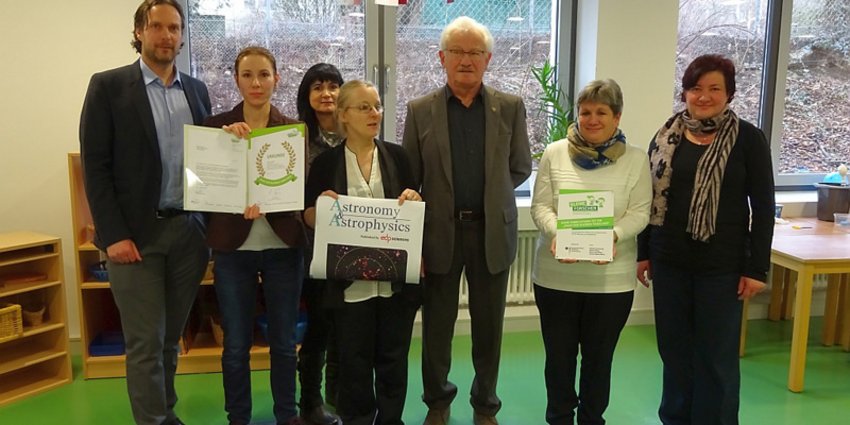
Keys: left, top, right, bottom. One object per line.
{"left": 0, "top": 231, "right": 72, "bottom": 406}
{"left": 68, "top": 153, "right": 271, "bottom": 379}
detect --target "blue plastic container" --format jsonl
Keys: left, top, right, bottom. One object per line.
{"left": 88, "top": 261, "right": 109, "bottom": 282}
{"left": 90, "top": 331, "right": 125, "bottom": 356}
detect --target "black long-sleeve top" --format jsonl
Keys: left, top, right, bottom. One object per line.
{"left": 637, "top": 119, "right": 775, "bottom": 282}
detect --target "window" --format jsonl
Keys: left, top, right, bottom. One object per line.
{"left": 181, "top": 0, "right": 571, "bottom": 151}
{"left": 674, "top": 0, "right": 769, "bottom": 124}
{"left": 776, "top": 0, "right": 850, "bottom": 176}
{"left": 674, "top": 0, "right": 850, "bottom": 187}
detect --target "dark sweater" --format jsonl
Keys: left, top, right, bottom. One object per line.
{"left": 637, "top": 119, "right": 775, "bottom": 282}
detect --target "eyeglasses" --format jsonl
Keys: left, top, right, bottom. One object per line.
{"left": 348, "top": 103, "right": 384, "bottom": 114}
{"left": 444, "top": 49, "right": 488, "bottom": 59}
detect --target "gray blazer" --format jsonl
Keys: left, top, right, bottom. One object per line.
{"left": 402, "top": 85, "right": 532, "bottom": 275}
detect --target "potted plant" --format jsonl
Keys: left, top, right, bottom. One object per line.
{"left": 530, "top": 60, "right": 574, "bottom": 159}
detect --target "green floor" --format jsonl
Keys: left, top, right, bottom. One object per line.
{"left": 2, "top": 319, "right": 849, "bottom": 424}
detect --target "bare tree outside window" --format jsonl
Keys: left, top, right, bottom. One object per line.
{"left": 675, "top": 0, "right": 768, "bottom": 123}
{"left": 394, "top": 0, "right": 553, "bottom": 147}
{"left": 188, "top": 0, "right": 367, "bottom": 118}
{"left": 676, "top": 0, "right": 850, "bottom": 175}
{"left": 187, "top": 0, "right": 555, "bottom": 153}
{"left": 779, "top": 0, "right": 850, "bottom": 174}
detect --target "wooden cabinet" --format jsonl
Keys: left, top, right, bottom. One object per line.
{"left": 68, "top": 153, "right": 270, "bottom": 379}
{"left": 0, "top": 232, "right": 72, "bottom": 406}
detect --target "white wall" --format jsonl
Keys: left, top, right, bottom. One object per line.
{"left": 573, "top": 0, "right": 679, "bottom": 317}
{"left": 0, "top": 0, "right": 141, "bottom": 338}
{"left": 0, "top": 0, "right": 681, "bottom": 339}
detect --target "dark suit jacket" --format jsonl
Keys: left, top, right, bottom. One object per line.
{"left": 402, "top": 85, "right": 532, "bottom": 275}
{"left": 203, "top": 102, "right": 307, "bottom": 251}
{"left": 80, "top": 60, "right": 211, "bottom": 250}
{"left": 305, "top": 140, "right": 418, "bottom": 308}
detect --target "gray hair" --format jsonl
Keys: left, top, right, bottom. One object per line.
{"left": 576, "top": 79, "right": 624, "bottom": 116}
{"left": 439, "top": 16, "right": 494, "bottom": 52}
{"left": 333, "top": 80, "right": 378, "bottom": 138}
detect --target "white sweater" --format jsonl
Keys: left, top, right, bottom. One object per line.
{"left": 531, "top": 139, "right": 652, "bottom": 293}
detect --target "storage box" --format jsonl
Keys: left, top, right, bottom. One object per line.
{"left": 816, "top": 183, "right": 850, "bottom": 221}
{"left": 0, "top": 303, "right": 23, "bottom": 343}
{"left": 89, "top": 331, "right": 125, "bottom": 356}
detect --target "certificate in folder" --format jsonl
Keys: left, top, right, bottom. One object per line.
{"left": 555, "top": 189, "right": 615, "bottom": 261}
{"left": 183, "top": 123, "right": 306, "bottom": 213}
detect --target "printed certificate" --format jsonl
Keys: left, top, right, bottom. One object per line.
{"left": 311, "top": 195, "right": 425, "bottom": 283}
{"left": 183, "top": 123, "right": 305, "bottom": 213}
{"left": 555, "top": 189, "right": 614, "bottom": 261}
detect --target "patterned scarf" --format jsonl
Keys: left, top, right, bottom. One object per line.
{"left": 648, "top": 107, "right": 739, "bottom": 241}
{"left": 567, "top": 122, "right": 627, "bottom": 170}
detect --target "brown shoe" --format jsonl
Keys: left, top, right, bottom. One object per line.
{"left": 423, "top": 406, "right": 450, "bottom": 425}
{"left": 300, "top": 406, "right": 340, "bottom": 425}
{"left": 473, "top": 412, "right": 498, "bottom": 425}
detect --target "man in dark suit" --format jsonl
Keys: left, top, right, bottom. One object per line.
{"left": 79, "top": 1, "right": 210, "bottom": 424}
{"left": 402, "top": 16, "right": 532, "bottom": 425}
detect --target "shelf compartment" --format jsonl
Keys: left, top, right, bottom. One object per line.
{"left": 0, "top": 357, "right": 71, "bottom": 407}
{"left": 0, "top": 280, "right": 62, "bottom": 298}
{"left": 0, "top": 328, "right": 68, "bottom": 375}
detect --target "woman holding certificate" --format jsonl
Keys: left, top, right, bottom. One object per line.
{"left": 203, "top": 46, "right": 305, "bottom": 425}
{"left": 304, "top": 80, "right": 421, "bottom": 425}
{"left": 530, "top": 79, "right": 652, "bottom": 425}
{"left": 637, "top": 54, "right": 774, "bottom": 425}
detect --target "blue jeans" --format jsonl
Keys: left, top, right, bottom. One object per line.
{"left": 651, "top": 260, "right": 742, "bottom": 425}
{"left": 213, "top": 248, "right": 303, "bottom": 424}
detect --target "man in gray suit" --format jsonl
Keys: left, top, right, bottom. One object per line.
{"left": 402, "top": 16, "right": 532, "bottom": 425}
{"left": 79, "top": 1, "right": 210, "bottom": 424}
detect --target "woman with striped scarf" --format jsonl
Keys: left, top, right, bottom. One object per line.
{"left": 636, "top": 54, "right": 775, "bottom": 425}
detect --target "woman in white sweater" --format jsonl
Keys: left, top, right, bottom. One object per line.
{"left": 530, "top": 79, "right": 652, "bottom": 425}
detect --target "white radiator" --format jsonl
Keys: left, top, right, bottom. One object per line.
{"left": 457, "top": 231, "right": 832, "bottom": 307}
{"left": 459, "top": 230, "right": 539, "bottom": 306}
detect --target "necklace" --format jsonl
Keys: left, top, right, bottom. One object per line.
{"left": 688, "top": 130, "right": 715, "bottom": 146}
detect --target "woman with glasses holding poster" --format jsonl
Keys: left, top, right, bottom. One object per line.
{"left": 303, "top": 80, "right": 422, "bottom": 425}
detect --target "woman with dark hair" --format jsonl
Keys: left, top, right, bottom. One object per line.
{"left": 295, "top": 63, "right": 344, "bottom": 425}
{"left": 297, "top": 63, "right": 345, "bottom": 163}
{"left": 637, "top": 54, "right": 775, "bottom": 425}
{"left": 204, "top": 46, "right": 305, "bottom": 425}
{"left": 304, "top": 80, "right": 422, "bottom": 425}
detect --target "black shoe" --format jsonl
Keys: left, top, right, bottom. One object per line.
{"left": 301, "top": 406, "right": 341, "bottom": 425}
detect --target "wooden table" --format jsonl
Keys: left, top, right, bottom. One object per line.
{"left": 769, "top": 218, "right": 850, "bottom": 392}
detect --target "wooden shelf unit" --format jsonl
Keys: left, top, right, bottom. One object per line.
{"left": 0, "top": 232, "right": 72, "bottom": 407}
{"left": 68, "top": 153, "right": 270, "bottom": 379}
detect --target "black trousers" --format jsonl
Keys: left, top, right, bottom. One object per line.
{"left": 534, "top": 284, "right": 633, "bottom": 425}
{"left": 333, "top": 287, "right": 419, "bottom": 425}
{"left": 421, "top": 219, "right": 509, "bottom": 415}
{"left": 298, "top": 278, "right": 338, "bottom": 409}
{"left": 651, "top": 260, "right": 742, "bottom": 425}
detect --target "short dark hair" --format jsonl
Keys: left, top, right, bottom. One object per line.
{"left": 131, "top": 0, "right": 185, "bottom": 54}
{"left": 296, "top": 63, "right": 345, "bottom": 141}
{"left": 680, "top": 54, "right": 736, "bottom": 103}
{"left": 234, "top": 46, "right": 277, "bottom": 75}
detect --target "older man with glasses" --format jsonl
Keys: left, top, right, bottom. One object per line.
{"left": 402, "top": 15, "right": 532, "bottom": 425}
